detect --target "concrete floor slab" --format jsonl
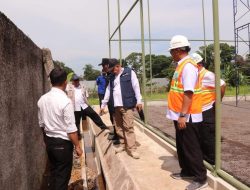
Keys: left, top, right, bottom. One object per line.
{"left": 89, "top": 108, "right": 213, "bottom": 190}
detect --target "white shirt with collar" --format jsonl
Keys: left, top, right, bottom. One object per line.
{"left": 74, "top": 85, "right": 89, "bottom": 111}
{"left": 166, "top": 55, "right": 203, "bottom": 123}
{"left": 101, "top": 67, "right": 142, "bottom": 108}
{"left": 38, "top": 87, "right": 77, "bottom": 141}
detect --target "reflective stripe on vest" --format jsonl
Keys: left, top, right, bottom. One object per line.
{"left": 199, "top": 68, "right": 216, "bottom": 107}
{"left": 168, "top": 58, "right": 202, "bottom": 114}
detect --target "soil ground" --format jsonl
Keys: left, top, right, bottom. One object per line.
{"left": 135, "top": 100, "right": 250, "bottom": 186}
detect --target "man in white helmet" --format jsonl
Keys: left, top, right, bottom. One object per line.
{"left": 191, "top": 53, "right": 226, "bottom": 165}
{"left": 167, "top": 35, "right": 207, "bottom": 190}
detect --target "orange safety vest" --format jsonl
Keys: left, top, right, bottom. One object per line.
{"left": 199, "top": 67, "right": 216, "bottom": 107}
{"left": 168, "top": 58, "right": 202, "bottom": 114}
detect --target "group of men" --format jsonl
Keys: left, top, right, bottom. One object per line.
{"left": 167, "top": 35, "right": 226, "bottom": 190}
{"left": 38, "top": 57, "right": 142, "bottom": 189}
{"left": 37, "top": 34, "right": 225, "bottom": 190}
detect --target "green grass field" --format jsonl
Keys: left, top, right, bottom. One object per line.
{"left": 225, "top": 85, "right": 250, "bottom": 96}
{"left": 88, "top": 85, "right": 250, "bottom": 105}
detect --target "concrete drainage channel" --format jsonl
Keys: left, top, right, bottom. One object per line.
{"left": 83, "top": 129, "right": 106, "bottom": 190}
{"left": 72, "top": 120, "right": 105, "bottom": 190}
{"left": 69, "top": 119, "right": 106, "bottom": 190}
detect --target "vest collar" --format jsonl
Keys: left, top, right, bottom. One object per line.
{"left": 177, "top": 55, "right": 191, "bottom": 66}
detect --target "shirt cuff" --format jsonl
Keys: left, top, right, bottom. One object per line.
{"left": 66, "top": 125, "right": 78, "bottom": 133}
{"left": 183, "top": 88, "right": 194, "bottom": 92}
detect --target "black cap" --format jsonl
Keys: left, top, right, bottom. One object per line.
{"left": 98, "top": 58, "right": 109, "bottom": 66}
{"left": 72, "top": 74, "right": 79, "bottom": 81}
{"left": 108, "top": 58, "right": 119, "bottom": 68}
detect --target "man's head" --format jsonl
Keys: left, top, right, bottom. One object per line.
{"left": 49, "top": 67, "right": 67, "bottom": 90}
{"left": 72, "top": 74, "right": 80, "bottom": 87}
{"left": 191, "top": 53, "right": 204, "bottom": 69}
{"left": 108, "top": 58, "right": 121, "bottom": 75}
{"left": 169, "top": 35, "right": 191, "bottom": 62}
{"left": 99, "top": 58, "right": 110, "bottom": 72}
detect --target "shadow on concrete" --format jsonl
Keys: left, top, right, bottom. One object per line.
{"left": 159, "top": 156, "right": 179, "bottom": 173}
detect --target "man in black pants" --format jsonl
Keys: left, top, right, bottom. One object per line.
{"left": 99, "top": 58, "right": 120, "bottom": 144}
{"left": 38, "top": 68, "right": 83, "bottom": 190}
{"left": 167, "top": 35, "right": 207, "bottom": 190}
{"left": 67, "top": 74, "right": 108, "bottom": 139}
{"left": 98, "top": 58, "right": 115, "bottom": 124}
{"left": 192, "top": 53, "right": 226, "bottom": 165}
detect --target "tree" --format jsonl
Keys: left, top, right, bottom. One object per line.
{"left": 125, "top": 52, "right": 172, "bottom": 78}
{"left": 145, "top": 54, "right": 172, "bottom": 78}
{"left": 198, "top": 43, "right": 235, "bottom": 71}
{"left": 125, "top": 52, "right": 142, "bottom": 75}
{"left": 53, "top": 60, "right": 74, "bottom": 74}
{"left": 222, "top": 63, "right": 248, "bottom": 87}
{"left": 83, "top": 64, "right": 100, "bottom": 80}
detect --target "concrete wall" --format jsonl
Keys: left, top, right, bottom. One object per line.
{"left": 0, "top": 12, "right": 49, "bottom": 190}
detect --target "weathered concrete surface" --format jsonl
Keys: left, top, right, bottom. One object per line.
{"left": 135, "top": 100, "right": 250, "bottom": 187}
{"left": 88, "top": 107, "right": 214, "bottom": 190}
{"left": 0, "top": 12, "right": 49, "bottom": 189}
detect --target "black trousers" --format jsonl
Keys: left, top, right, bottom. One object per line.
{"left": 98, "top": 93, "right": 105, "bottom": 108}
{"left": 45, "top": 136, "right": 73, "bottom": 190}
{"left": 74, "top": 106, "right": 106, "bottom": 132}
{"left": 107, "top": 103, "right": 114, "bottom": 124}
{"left": 199, "top": 106, "right": 215, "bottom": 165}
{"left": 174, "top": 120, "right": 207, "bottom": 182}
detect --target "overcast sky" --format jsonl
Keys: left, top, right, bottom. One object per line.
{"left": 1, "top": 0, "right": 237, "bottom": 75}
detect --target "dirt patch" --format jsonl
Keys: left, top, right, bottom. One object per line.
{"left": 135, "top": 101, "right": 250, "bottom": 186}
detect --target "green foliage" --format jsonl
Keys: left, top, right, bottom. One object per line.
{"left": 88, "top": 98, "right": 99, "bottom": 105}
{"left": 225, "top": 85, "right": 250, "bottom": 96}
{"left": 124, "top": 52, "right": 173, "bottom": 88}
{"left": 122, "top": 43, "right": 249, "bottom": 90}
{"left": 145, "top": 54, "right": 172, "bottom": 78}
{"left": 53, "top": 60, "right": 74, "bottom": 75}
{"left": 222, "top": 63, "right": 248, "bottom": 87}
{"left": 83, "top": 64, "right": 100, "bottom": 80}
{"left": 67, "top": 72, "right": 74, "bottom": 82}
{"left": 161, "top": 63, "right": 175, "bottom": 91}
{"left": 198, "top": 43, "right": 235, "bottom": 71}
{"left": 125, "top": 52, "right": 142, "bottom": 74}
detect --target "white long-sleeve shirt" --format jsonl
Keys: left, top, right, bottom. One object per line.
{"left": 37, "top": 87, "right": 77, "bottom": 141}
{"left": 74, "top": 86, "right": 88, "bottom": 111}
{"left": 101, "top": 68, "right": 142, "bottom": 108}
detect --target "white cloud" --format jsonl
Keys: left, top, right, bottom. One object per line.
{"left": 0, "top": 0, "right": 243, "bottom": 75}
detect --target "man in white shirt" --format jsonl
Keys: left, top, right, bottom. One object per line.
{"left": 167, "top": 35, "right": 207, "bottom": 190}
{"left": 67, "top": 75, "right": 108, "bottom": 139}
{"left": 191, "top": 53, "right": 226, "bottom": 165}
{"left": 37, "top": 68, "right": 83, "bottom": 190}
{"left": 100, "top": 58, "right": 142, "bottom": 159}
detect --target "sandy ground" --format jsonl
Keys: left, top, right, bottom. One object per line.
{"left": 135, "top": 100, "right": 250, "bottom": 186}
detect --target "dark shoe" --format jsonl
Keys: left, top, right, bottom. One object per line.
{"left": 113, "top": 139, "right": 120, "bottom": 145}
{"left": 99, "top": 125, "right": 109, "bottom": 130}
{"left": 170, "top": 173, "right": 194, "bottom": 180}
{"left": 185, "top": 181, "right": 208, "bottom": 190}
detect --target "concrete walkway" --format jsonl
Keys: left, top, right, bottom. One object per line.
{"left": 89, "top": 107, "right": 215, "bottom": 190}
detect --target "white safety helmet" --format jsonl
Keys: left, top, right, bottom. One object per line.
{"left": 191, "top": 53, "right": 203, "bottom": 64}
{"left": 169, "top": 35, "right": 190, "bottom": 51}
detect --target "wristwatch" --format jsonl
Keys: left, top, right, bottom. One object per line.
{"left": 179, "top": 113, "right": 186, "bottom": 117}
